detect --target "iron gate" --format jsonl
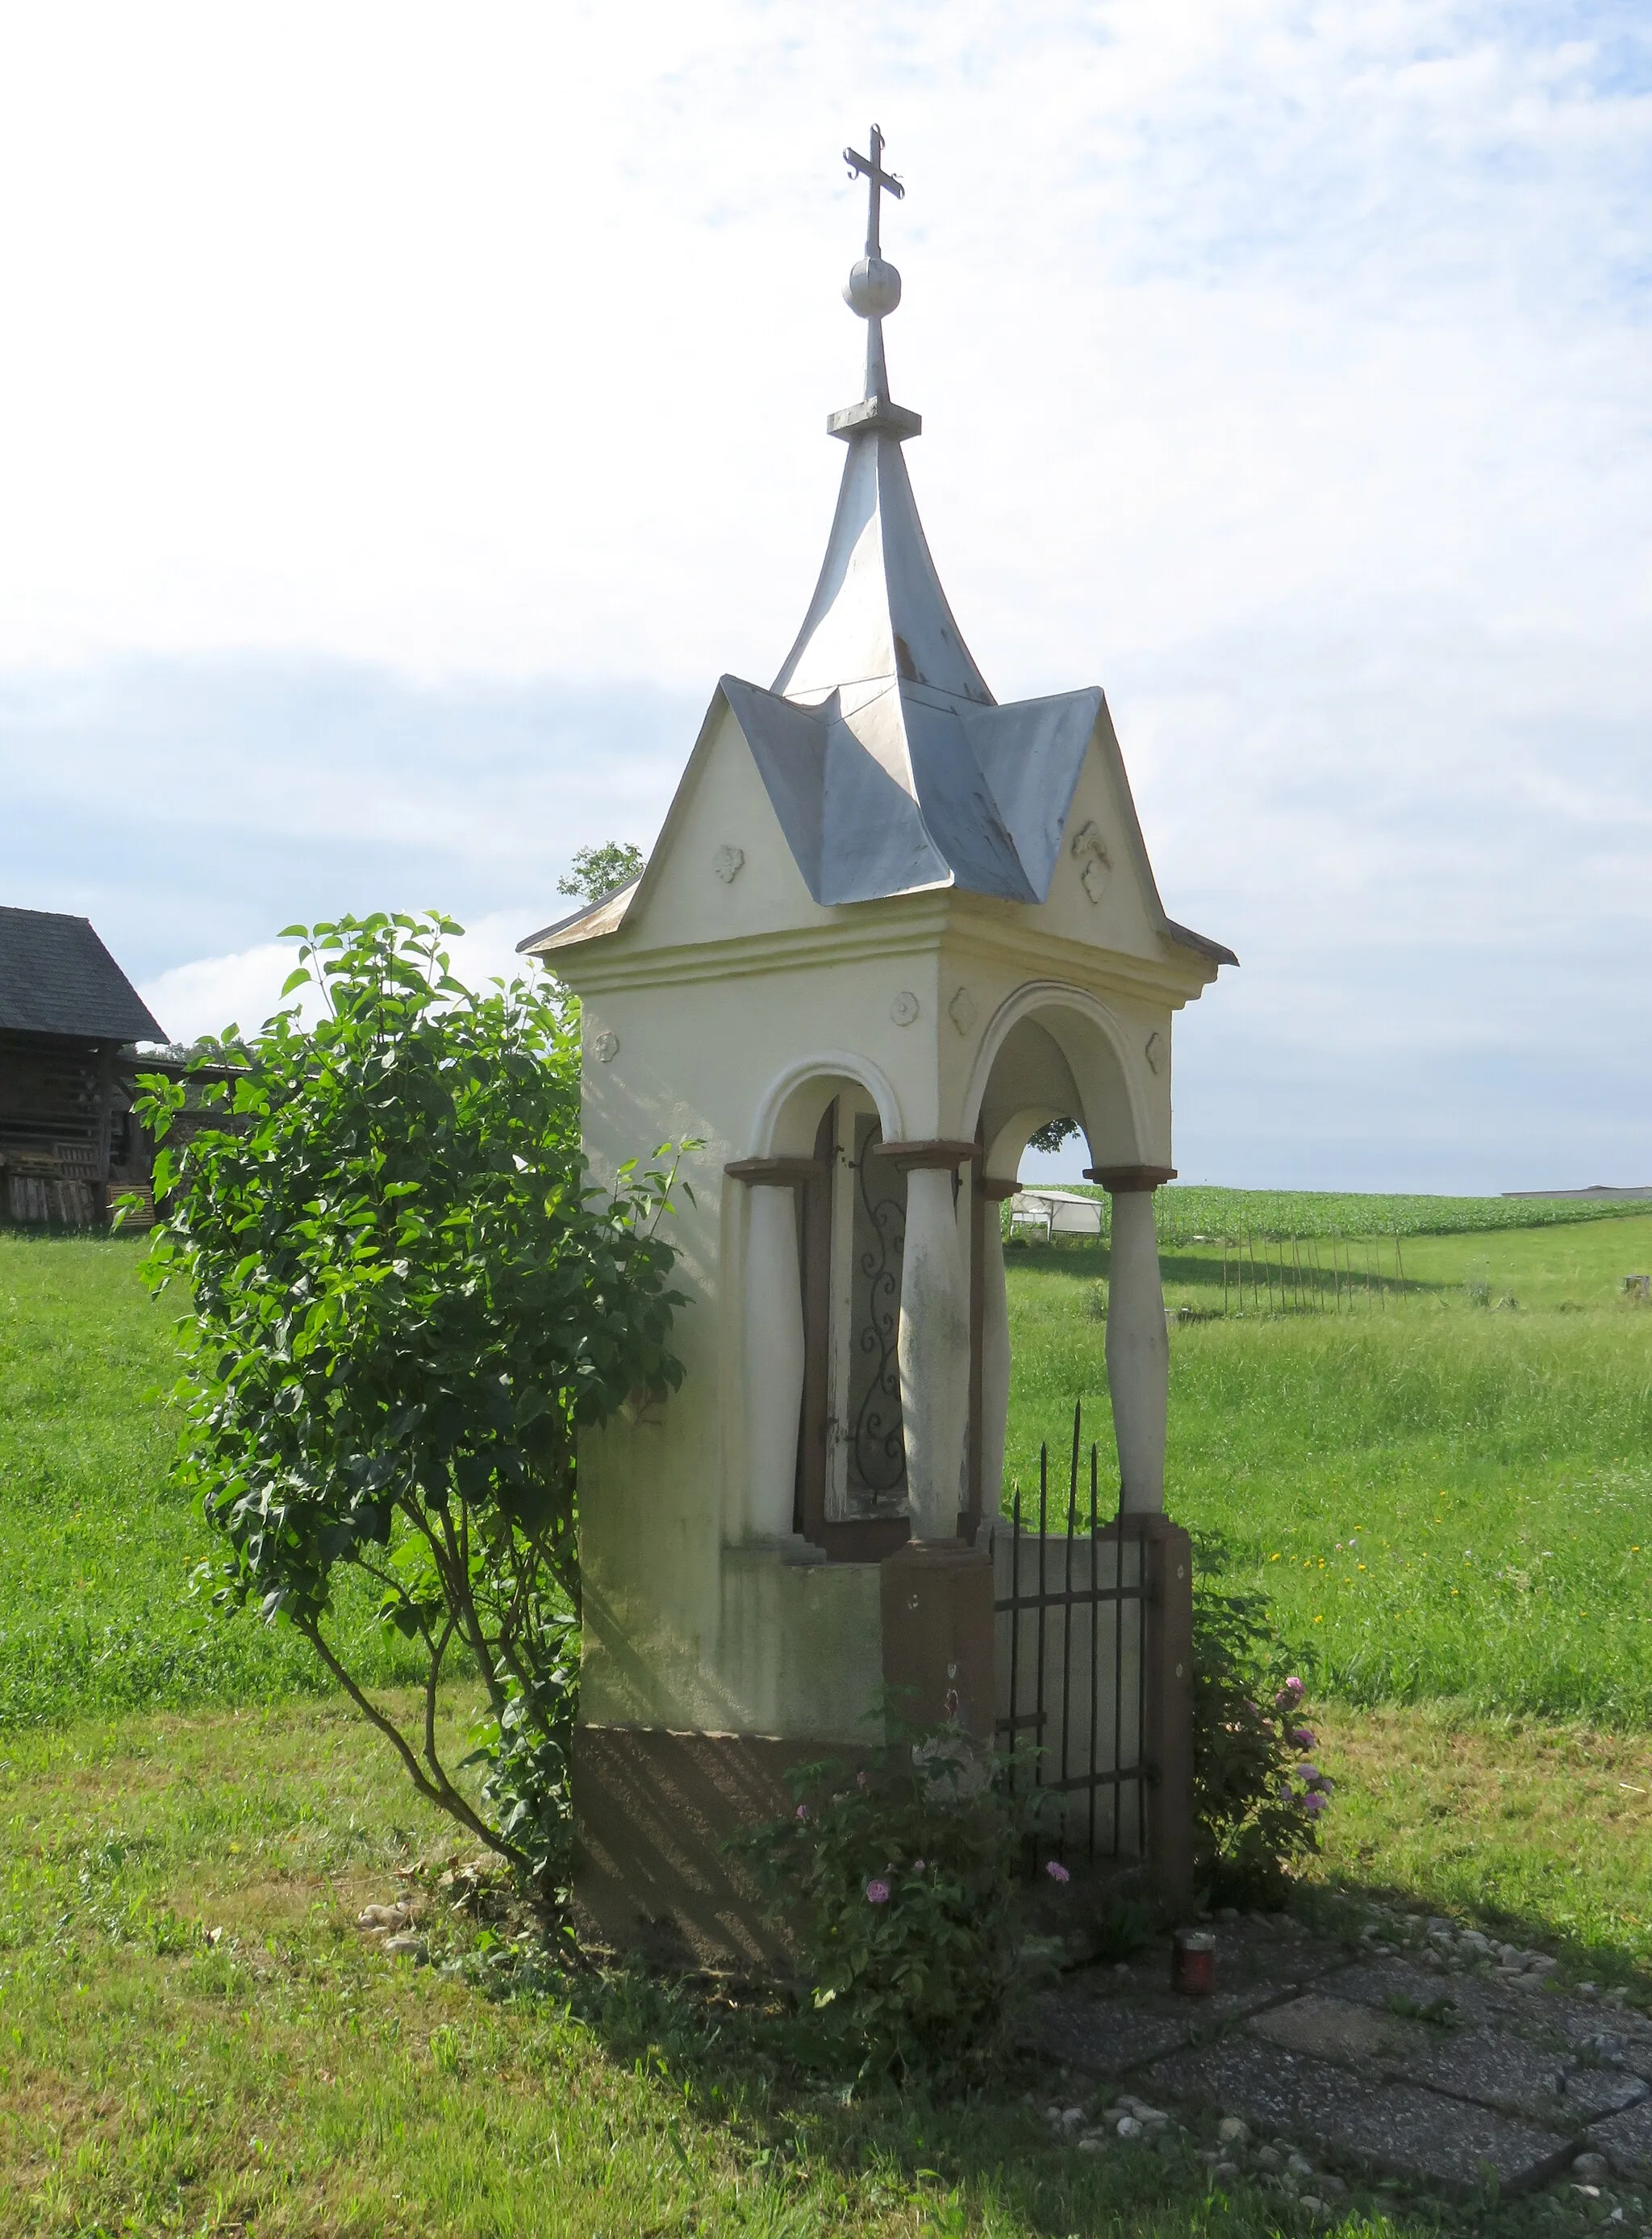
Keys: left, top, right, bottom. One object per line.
{"left": 987, "top": 1402, "right": 1156, "bottom": 1860}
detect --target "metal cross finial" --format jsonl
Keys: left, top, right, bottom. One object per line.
{"left": 845, "top": 124, "right": 903, "bottom": 259}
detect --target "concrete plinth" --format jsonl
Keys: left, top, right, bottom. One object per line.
{"left": 879, "top": 1536, "right": 995, "bottom": 1739}
{"left": 572, "top": 1724, "right": 829, "bottom": 1971}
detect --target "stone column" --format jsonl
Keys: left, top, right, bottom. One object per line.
{"left": 875, "top": 1142, "right": 994, "bottom": 1738}
{"left": 977, "top": 1176, "right": 1018, "bottom": 1532}
{"left": 724, "top": 1156, "right": 824, "bottom": 1546}
{"left": 742, "top": 1182, "right": 806, "bottom": 1539}
{"left": 886, "top": 1154, "right": 968, "bottom": 1538}
{"left": 1087, "top": 1164, "right": 1176, "bottom": 1514}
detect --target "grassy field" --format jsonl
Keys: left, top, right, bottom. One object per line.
{"left": 5, "top": 1211, "right": 1652, "bottom": 2235}
{"left": 1006, "top": 1211, "right": 1652, "bottom": 1724}
{"left": 0, "top": 1235, "right": 422, "bottom": 1731}
{"left": 5, "top": 1690, "right": 1652, "bottom": 2237}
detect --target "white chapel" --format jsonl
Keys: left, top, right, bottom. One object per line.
{"left": 519, "top": 128, "right": 1232, "bottom": 1958}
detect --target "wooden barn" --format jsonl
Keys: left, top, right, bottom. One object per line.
{"left": 0, "top": 906, "right": 169, "bottom": 1227}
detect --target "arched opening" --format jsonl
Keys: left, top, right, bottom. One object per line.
{"left": 734, "top": 1060, "right": 914, "bottom": 1564}
{"left": 958, "top": 990, "right": 1150, "bottom": 1528}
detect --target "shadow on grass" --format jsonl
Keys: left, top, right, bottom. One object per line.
{"left": 1007, "top": 1235, "right": 1429, "bottom": 1311}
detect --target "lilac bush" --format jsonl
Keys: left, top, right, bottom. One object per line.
{"left": 1192, "top": 1576, "right": 1335, "bottom": 1905}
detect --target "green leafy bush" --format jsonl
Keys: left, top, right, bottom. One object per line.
{"left": 736, "top": 1723, "right": 1059, "bottom": 2083}
{"left": 1191, "top": 1568, "right": 1333, "bottom": 1907}
{"left": 136, "top": 911, "right": 687, "bottom": 1894}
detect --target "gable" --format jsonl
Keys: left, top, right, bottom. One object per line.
{"left": 0, "top": 907, "right": 165, "bottom": 1042}
{"left": 605, "top": 690, "right": 831, "bottom": 954}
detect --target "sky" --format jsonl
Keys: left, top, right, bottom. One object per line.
{"left": 1, "top": 1, "right": 1648, "bottom": 1191}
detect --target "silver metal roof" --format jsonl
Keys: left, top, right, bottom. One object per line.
{"left": 721, "top": 132, "right": 1103, "bottom": 911}
{"left": 519, "top": 128, "right": 1236, "bottom": 967}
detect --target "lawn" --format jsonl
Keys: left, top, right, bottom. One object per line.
{"left": 6, "top": 1691, "right": 1652, "bottom": 2238}
{"left": 1004, "top": 1212, "right": 1652, "bottom": 1724}
{"left": 0, "top": 1235, "right": 422, "bottom": 1731}
{"left": 6, "top": 1212, "right": 1652, "bottom": 2237}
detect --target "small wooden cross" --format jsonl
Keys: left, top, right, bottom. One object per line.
{"left": 845, "top": 124, "right": 903, "bottom": 258}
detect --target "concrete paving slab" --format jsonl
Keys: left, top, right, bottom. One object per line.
{"left": 1020, "top": 1990, "right": 1202, "bottom": 2078}
{"left": 1406, "top": 2029, "right": 1644, "bottom": 2126}
{"left": 1252, "top": 1991, "right": 1433, "bottom": 2070}
{"left": 1325, "top": 1958, "right": 1652, "bottom": 2063}
{"left": 1146, "top": 2038, "right": 1574, "bottom": 2195}
{"left": 1024, "top": 1920, "right": 1350, "bottom": 2078}
{"left": 1588, "top": 2098, "right": 1652, "bottom": 2180}
{"left": 1249, "top": 1993, "right": 1646, "bottom": 2125}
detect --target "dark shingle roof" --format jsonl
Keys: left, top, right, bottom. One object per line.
{"left": 0, "top": 907, "right": 166, "bottom": 1042}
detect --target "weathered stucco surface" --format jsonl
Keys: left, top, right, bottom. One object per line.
{"left": 539, "top": 684, "right": 1219, "bottom": 1740}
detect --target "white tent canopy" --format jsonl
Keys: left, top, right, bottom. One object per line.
{"left": 1010, "top": 1186, "right": 1105, "bottom": 1238}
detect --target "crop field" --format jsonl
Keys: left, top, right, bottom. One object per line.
{"left": 1039, "top": 1181, "right": 1649, "bottom": 1247}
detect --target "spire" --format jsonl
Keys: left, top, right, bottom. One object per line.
{"left": 772, "top": 125, "right": 990, "bottom": 709}
{"left": 727, "top": 129, "right": 1103, "bottom": 909}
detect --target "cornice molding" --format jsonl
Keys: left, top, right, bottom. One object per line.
{"left": 551, "top": 902, "right": 1212, "bottom": 1010}
{"left": 874, "top": 1138, "right": 979, "bottom": 1172}
{"left": 724, "top": 1156, "right": 828, "bottom": 1188}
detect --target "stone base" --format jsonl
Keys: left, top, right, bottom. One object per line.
{"left": 572, "top": 1724, "right": 843, "bottom": 1972}
{"left": 879, "top": 1537, "right": 995, "bottom": 1738}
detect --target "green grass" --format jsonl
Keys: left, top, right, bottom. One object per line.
{"left": 0, "top": 1234, "right": 422, "bottom": 1731}
{"left": 6, "top": 1220, "right": 1652, "bottom": 2231}
{"left": 1006, "top": 1213, "right": 1652, "bottom": 1723}
{"left": 0, "top": 1689, "right": 1646, "bottom": 2238}
{"left": 1037, "top": 1182, "right": 1649, "bottom": 1245}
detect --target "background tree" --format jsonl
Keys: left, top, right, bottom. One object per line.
{"left": 558, "top": 841, "right": 645, "bottom": 904}
{"left": 137, "top": 912, "right": 686, "bottom": 1893}
{"left": 1025, "top": 1116, "right": 1080, "bottom": 1156}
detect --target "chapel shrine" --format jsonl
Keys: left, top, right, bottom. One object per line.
{"left": 519, "top": 129, "right": 1233, "bottom": 1961}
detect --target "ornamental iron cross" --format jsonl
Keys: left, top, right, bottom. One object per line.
{"left": 845, "top": 124, "right": 904, "bottom": 257}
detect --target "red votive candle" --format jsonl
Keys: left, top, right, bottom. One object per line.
{"left": 1171, "top": 1928, "right": 1216, "bottom": 1995}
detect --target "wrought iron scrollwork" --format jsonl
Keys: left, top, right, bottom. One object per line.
{"left": 849, "top": 1130, "right": 907, "bottom": 1495}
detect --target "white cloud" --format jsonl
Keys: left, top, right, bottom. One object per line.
{"left": 139, "top": 913, "right": 553, "bottom": 1049}
{"left": 139, "top": 942, "right": 311, "bottom": 1048}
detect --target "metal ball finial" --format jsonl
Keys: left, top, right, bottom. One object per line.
{"left": 844, "top": 255, "right": 902, "bottom": 320}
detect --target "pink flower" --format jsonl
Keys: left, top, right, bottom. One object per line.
{"left": 795, "top": 1803, "right": 810, "bottom": 1819}
{"left": 1302, "top": 1792, "right": 1329, "bottom": 1818}
{"left": 912, "top": 1859, "right": 925, "bottom": 1872}
{"left": 1045, "top": 1861, "right": 1071, "bottom": 1883}
{"left": 856, "top": 1771, "right": 869, "bottom": 1790}
{"left": 1290, "top": 1727, "right": 1316, "bottom": 1749}
{"left": 1281, "top": 1675, "right": 1305, "bottom": 1699}
{"left": 865, "top": 1878, "right": 891, "bottom": 1905}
